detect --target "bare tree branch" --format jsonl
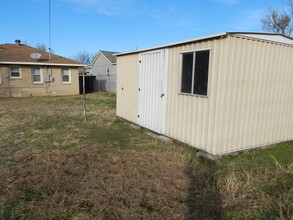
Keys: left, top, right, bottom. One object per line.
{"left": 73, "top": 51, "right": 95, "bottom": 65}
{"left": 261, "top": 1, "right": 293, "bottom": 36}
{"left": 36, "top": 43, "right": 48, "bottom": 51}
{"left": 290, "top": 0, "right": 293, "bottom": 14}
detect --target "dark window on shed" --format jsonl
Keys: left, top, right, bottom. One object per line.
{"left": 180, "top": 50, "right": 210, "bottom": 96}
{"left": 181, "top": 53, "right": 193, "bottom": 93}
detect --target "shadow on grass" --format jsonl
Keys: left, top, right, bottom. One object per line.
{"left": 185, "top": 157, "right": 222, "bottom": 220}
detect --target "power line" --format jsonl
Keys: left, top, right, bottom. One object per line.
{"left": 49, "top": 0, "right": 51, "bottom": 61}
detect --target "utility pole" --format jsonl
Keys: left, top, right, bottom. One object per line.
{"left": 83, "top": 72, "right": 87, "bottom": 121}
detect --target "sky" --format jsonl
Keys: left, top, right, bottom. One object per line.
{"left": 1, "top": 0, "right": 290, "bottom": 59}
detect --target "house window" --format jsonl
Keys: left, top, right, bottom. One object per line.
{"left": 10, "top": 67, "right": 21, "bottom": 78}
{"left": 180, "top": 50, "right": 210, "bottom": 96}
{"left": 106, "top": 68, "right": 110, "bottom": 77}
{"left": 62, "top": 68, "right": 71, "bottom": 83}
{"left": 32, "top": 67, "right": 42, "bottom": 83}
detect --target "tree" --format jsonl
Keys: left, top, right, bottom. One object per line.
{"left": 261, "top": 1, "right": 293, "bottom": 36}
{"left": 73, "top": 51, "right": 95, "bottom": 65}
{"left": 36, "top": 43, "right": 48, "bottom": 51}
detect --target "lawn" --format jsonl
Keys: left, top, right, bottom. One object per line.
{"left": 0, "top": 93, "right": 292, "bottom": 219}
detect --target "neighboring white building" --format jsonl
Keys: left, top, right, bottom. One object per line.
{"left": 87, "top": 50, "right": 118, "bottom": 93}
{"left": 116, "top": 32, "right": 293, "bottom": 156}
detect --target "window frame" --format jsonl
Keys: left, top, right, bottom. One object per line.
{"left": 179, "top": 48, "right": 211, "bottom": 97}
{"left": 32, "top": 67, "right": 43, "bottom": 84}
{"left": 10, "top": 66, "right": 21, "bottom": 79}
{"left": 106, "top": 68, "right": 110, "bottom": 78}
{"left": 61, "top": 67, "right": 71, "bottom": 84}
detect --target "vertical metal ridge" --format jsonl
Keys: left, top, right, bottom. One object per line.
{"left": 138, "top": 49, "right": 166, "bottom": 133}
{"left": 116, "top": 54, "right": 139, "bottom": 123}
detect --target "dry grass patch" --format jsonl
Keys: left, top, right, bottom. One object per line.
{"left": 0, "top": 144, "right": 192, "bottom": 219}
{"left": 219, "top": 153, "right": 293, "bottom": 219}
{"left": 0, "top": 93, "right": 292, "bottom": 219}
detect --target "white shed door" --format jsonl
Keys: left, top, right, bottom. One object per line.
{"left": 138, "top": 49, "right": 168, "bottom": 134}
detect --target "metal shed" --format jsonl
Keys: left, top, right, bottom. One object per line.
{"left": 116, "top": 32, "right": 293, "bottom": 156}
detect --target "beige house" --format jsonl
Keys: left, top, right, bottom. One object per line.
{"left": 0, "top": 40, "right": 85, "bottom": 97}
{"left": 116, "top": 32, "right": 293, "bottom": 156}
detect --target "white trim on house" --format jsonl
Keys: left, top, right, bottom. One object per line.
{"left": 61, "top": 67, "right": 71, "bottom": 84}
{"left": 10, "top": 66, "right": 22, "bottom": 79}
{"left": 90, "top": 51, "right": 116, "bottom": 68}
{"left": 100, "top": 52, "right": 114, "bottom": 65}
{"left": 90, "top": 53, "right": 99, "bottom": 67}
{"left": 32, "top": 67, "right": 43, "bottom": 84}
{"left": 0, "top": 62, "right": 86, "bottom": 67}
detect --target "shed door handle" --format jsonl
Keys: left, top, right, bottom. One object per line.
{"left": 161, "top": 93, "right": 165, "bottom": 98}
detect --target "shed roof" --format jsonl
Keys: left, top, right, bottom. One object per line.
{"left": 0, "top": 42, "right": 86, "bottom": 67}
{"left": 116, "top": 32, "right": 293, "bottom": 56}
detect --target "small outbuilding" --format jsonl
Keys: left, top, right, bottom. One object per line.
{"left": 116, "top": 32, "right": 293, "bottom": 156}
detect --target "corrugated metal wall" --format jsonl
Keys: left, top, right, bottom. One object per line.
{"left": 165, "top": 38, "right": 217, "bottom": 154}
{"left": 165, "top": 35, "right": 293, "bottom": 155}
{"left": 138, "top": 49, "right": 167, "bottom": 133}
{"left": 116, "top": 53, "right": 139, "bottom": 123}
{"left": 117, "top": 34, "right": 293, "bottom": 155}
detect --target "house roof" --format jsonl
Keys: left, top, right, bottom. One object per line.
{"left": 0, "top": 42, "right": 86, "bottom": 67}
{"left": 116, "top": 32, "right": 293, "bottom": 56}
{"left": 90, "top": 50, "right": 119, "bottom": 66}
{"left": 100, "top": 50, "right": 118, "bottom": 64}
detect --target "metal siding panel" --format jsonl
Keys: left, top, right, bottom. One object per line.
{"left": 165, "top": 36, "right": 293, "bottom": 155}
{"left": 117, "top": 35, "right": 293, "bottom": 155}
{"left": 206, "top": 41, "right": 220, "bottom": 154}
{"left": 161, "top": 49, "right": 169, "bottom": 133}
{"left": 138, "top": 49, "right": 166, "bottom": 133}
{"left": 116, "top": 54, "right": 139, "bottom": 123}
{"left": 218, "top": 36, "right": 236, "bottom": 153}
{"left": 215, "top": 36, "right": 293, "bottom": 154}
{"left": 165, "top": 41, "right": 215, "bottom": 152}
{"left": 282, "top": 48, "right": 293, "bottom": 139}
